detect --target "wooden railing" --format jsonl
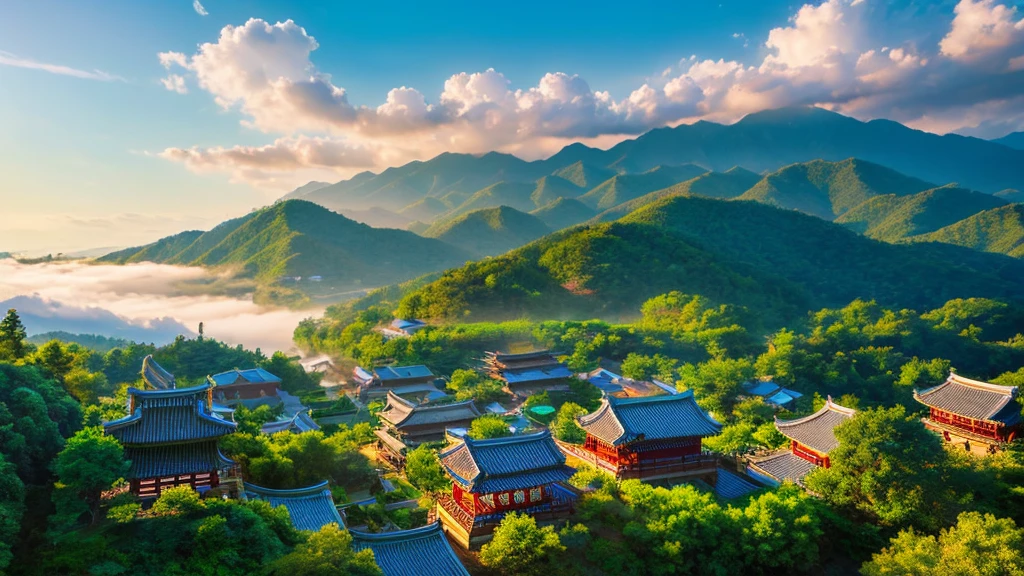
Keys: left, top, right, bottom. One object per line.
{"left": 927, "top": 411, "right": 1001, "bottom": 440}
{"left": 617, "top": 454, "right": 718, "bottom": 480}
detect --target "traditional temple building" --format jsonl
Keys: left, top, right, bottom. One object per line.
{"left": 375, "top": 391, "right": 481, "bottom": 467}
{"left": 570, "top": 392, "right": 721, "bottom": 481}
{"left": 482, "top": 350, "right": 573, "bottom": 394}
{"left": 436, "top": 430, "right": 577, "bottom": 548}
{"left": 747, "top": 397, "right": 855, "bottom": 486}
{"left": 243, "top": 481, "right": 345, "bottom": 532}
{"left": 915, "top": 372, "right": 1021, "bottom": 455}
{"left": 104, "top": 381, "right": 237, "bottom": 498}
{"left": 353, "top": 365, "right": 441, "bottom": 398}
{"left": 350, "top": 522, "right": 470, "bottom": 576}
{"left": 208, "top": 368, "right": 282, "bottom": 405}
{"left": 379, "top": 318, "right": 428, "bottom": 339}
{"left": 261, "top": 411, "right": 321, "bottom": 435}
{"left": 141, "top": 354, "right": 175, "bottom": 389}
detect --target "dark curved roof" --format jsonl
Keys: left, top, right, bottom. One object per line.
{"left": 749, "top": 451, "right": 818, "bottom": 485}
{"left": 244, "top": 481, "right": 344, "bottom": 532}
{"left": 378, "top": 391, "right": 480, "bottom": 429}
{"left": 141, "top": 355, "right": 175, "bottom": 389}
{"left": 123, "top": 441, "right": 233, "bottom": 479}
{"left": 915, "top": 373, "right": 1020, "bottom": 425}
{"left": 774, "top": 397, "right": 855, "bottom": 454}
{"left": 104, "top": 384, "right": 236, "bottom": 444}
{"left": 439, "top": 430, "right": 574, "bottom": 492}
{"left": 577, "top": 391, "right": 721, "bottom": 446}
{"left": 351, "top": 522, "right": 469, "bottom": 576}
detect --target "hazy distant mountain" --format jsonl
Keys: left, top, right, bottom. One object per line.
{"left": 424, "top": 206, "right": 552, "bottom": 257}
{"left": 99, "top": 200, "right": 472, "bottom": 290}
{"left": 1, "top": 294, "right": 190, "bottom": 345}
{"left": 450, "top": 182, "right": 537, "bottom": 216}
{"left": 399, "top": 197, "right": 450, "bottom": 222}
{"left": 279, "top": 181, "right": 333, "bottom": 201}
{"left": 531, "top": 175, "right": 586, "bottom": 207}
{"left": 737, "top": 158, "right": 935, "bottom": 220}
{"left": 992, "top": 132, "right": 1024, "bottom": 150}
{"left": 835, "top": 186, "right": 1007, "bottom": 242}
{"left": 578, "top": 164, "right": 709, "bottom": 210}
{"left": 531, "top": 198, "right": 596, "bottom": 230}
{"left": 913, "top": 204, "right": 1024, "bottom": 258}
{"left": 336, "top": 206, "right": 412, "bottom": 229}
{"left": 551, "top": 161, "right": 617, "bottom": 189}
{"left": 995, "top": 189, "right": 1024, "bottom": 203}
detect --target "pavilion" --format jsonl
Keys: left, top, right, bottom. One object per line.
{"left": 915, "top": 372, "right": 1021, "bottom": 454}
{"left": 747, "top": 397, "right": 855, "bottom": 486}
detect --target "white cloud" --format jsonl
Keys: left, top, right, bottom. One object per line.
{"left": 193, "top": 0, "right": 208, "bottom": 16}
{"left": 0, "top": 50, "right": 125, "bottom": 82}
{"left": 156, "top": 0, "right": 1024, "bottom": 186}
{"left": 160, "top": 74, "right": 188, "bottom": 93}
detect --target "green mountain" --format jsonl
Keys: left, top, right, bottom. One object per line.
{"left": 99, "top": 200, "right": 471, "bottom": 289}
{"left": 835, "top": 186, "right": 1008, "bottom": 242}
{"left": 737, "top": 158, "right": 935, "bottom": 220}
{"left": 531, "top": 198, "right": 596, "bottom": 230}
{"left": 423, "top": 206, "right": 552, "bottom": 257}
{"left": 337, "top": 206, "right": 412, "bottom": 229}
{"left": 913, "top": 204, "right": 1024, "bottom": 258}
{"left": 551, "top": 161, "right": 617, "bottom": 189}
{"left": 995, "top": 189, "right": 1024, "bottom": 203}
{"left": 279, "top": 181, "right": 332, "bottom": 201}
{"left": 530, "top": 175, "right": 585, "bottom": 207}
{"left": 399, "top": 197, "right": 450, "bottom": 222}
{"left": 578, "top": 164, "right": 709, "bottom": 210}
{"left": 450, "top": 181, "right": 537, "bottom": 216}
{"left": 396, "top": 195, "right": 1024, "bottom": 323}
{"left": 993, "top": 132, "right": 1024, "bottom": 150}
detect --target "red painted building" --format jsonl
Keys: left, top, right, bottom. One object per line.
{"left": 748, "top": 397, "right": 855, "bottom": 486}
{"left": 915, "top": 372, "right": 1021, "bottom": 455}
{"left": 572, "top": 392, "right": 721, "bottom": 481}
{"left": 436, "top": 431, "right": 576, "bottom": 549}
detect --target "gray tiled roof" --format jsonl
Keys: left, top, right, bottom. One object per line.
{"left": 209, "top": 368, "right": 282, "bottom": 386}
{"left": 261, "top": 411, "right": 321, "bottom": 434}
{"left": 439, "top": 430, "right": 575, "bottom": 492}
{"left": 124, "top": 441, "right": 233, "bottom": 479}
{"left": 104, "top": 384, "right": 236, "bottom": 445}
{"left": 774, "top": 398, "right": 855, "bottom": 454}
{"left": 351, "top": 522, "right": 470, "bottom": 576}
{"left": 244, "top": 481, "right": 344, "bottom": 532}
{"left": 915, "top": 373, "right": 1020, "bottom": 424}
{"left": 749, "top": 451, "right": 818, "bottom": 485}
{"left": 577, "top": 391, "right": 722, "bottom": 446}
{"left": 378, "top": 391, "right": 480, "bottom": 429}
{"left": 141, "top": 355, "right": 176, "bottom": 390}
{"left": 375, "top": 365, "right": 436, "bottom": 381}
{"left": 714, "top": 468, "right": 762, "bottom": 499}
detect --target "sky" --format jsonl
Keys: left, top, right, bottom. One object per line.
{"left": 2, "top": 0, "right": 1024, "bottom": 253}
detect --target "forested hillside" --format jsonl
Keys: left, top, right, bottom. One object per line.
{"left": 835, "top": 186, "right": 1008, "bottom": 241}
{"left": 423, "top": 206, "right": 552, "bottom": 257}
{"left": 912, "top": 204, "right": 1024, "bottom": 258}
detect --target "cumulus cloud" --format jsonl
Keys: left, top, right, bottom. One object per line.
{"left": 156, "top": 0, "right": 1024, "bottom": 186}
{"left": 0, "top": 50, "right": 125, "bottom": 82}
{"left": 193, "top": 0, "right": 208, "bottom": 16}
{"left": 0, "top": 259, "right": 317, "bottom": 352}
{"left": 160, "top": 74, "right": 188, "bottom": 93}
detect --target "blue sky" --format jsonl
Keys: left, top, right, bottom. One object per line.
{"left": 2, "top": 0, "right": 1023, "bottom": 252}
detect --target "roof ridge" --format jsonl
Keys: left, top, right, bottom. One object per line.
{"left": 385, "top": 389, "right": 417, "bottom": 408}
{"left": 463, "top": 429, "right": 552, "bottom": 447}
{"left": 349, "top": 521, "right": 444, "bottom": 542}
{"left": 127, "top": 383, "right": 211, "bottom": 397}
{"left": 244, "top": 480, "right": 331, "bottom": 497}
{"left": 946, "top": 372, "right": 1018, "bottom": 396}
{"left": 775, "top": 396, "right": 855, "bottom": 428}
{"left": 608, "top": 390, "right": 688, "bottom": 405}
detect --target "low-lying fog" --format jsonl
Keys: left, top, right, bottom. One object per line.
{"left": 0, "top": 259, "right": 322, "bottom": 353}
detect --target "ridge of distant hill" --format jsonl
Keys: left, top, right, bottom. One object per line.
{"left": 449, "top": 181, "right": 538, "bottom": 217}
{"left": 994, "top": 189, "right": 1024, "bottom": 203}
{"left": 578, "top": 164, "right": 709, "bottom": 210}
{"left": 531, "top": 198, "right": 596, "bottom": 230}
{"left": 993, "top": 132, "right": 1024, "bottom": 151}
{"left": 423, "top": 206, "right": 552, "bottom": 256}
{"left": 399, "top": 197, "right": 450, "bottom": 222}
{"left": 551, "top": 161, "right": 618, "bottom": 189}
{"left": 98, "top": 200, "right": 472, "bottom": 300}
{"left": 912, "top": 204, "right": 1024, "bottom": 258}
{"left": 835, "top": 186, "right": 1008, "bottom": 242}
{"left": 737, "top": 158, "right": 935, "bottom": 220}
{"left": 531, "top": 175, "right": 586, "bottom": 207}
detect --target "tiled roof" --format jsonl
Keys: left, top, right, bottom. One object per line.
{"left": 502, "top": 365, "right": 573, "bottom": 384}
{"left": 141, "top": 355, "right": 176, "bottom": 390}
{"left": 713, "top": 468, "right": 762, "bottom": 499}
{"left": 748, "top": 451, "right": 818, "bottom": 485}
{"left": 915, "top": 372, "right": 1021, "bottom": 425}
{"left": 123, "top": 441, "right": 233, "bottom": 479}
{"left": 209, "top": 368, "right": 282, "bottom": 386}
{"left": 378, "top": 391, "right": 481, "bottom": 429}
{"left": 261, "top": 411, "right": 321, "bottom": 434}
{"left": 351, "top": 522, "right": 469, "bottom": 576}
{"left": 375, "top": 365, "right": 436, "bottom": 381}
{"left": 244, "top": 481, "right": 344, "bottom": 532}
{"left": 375, "top": 428, "right": 410, "bottom": 455}
{"left": 774, "top": 397, "right": 855, "bottom": 454}
{"left": 485, "top": 350, "right": 556, "bottom": 362}
{"left": 439, "top": 430, "right": 575, "bottom": 493}
{"left": 577, "top": 391, "right": 722, "bottom": 446}
{"left": 104, "top": 384, "right": 237, "bottom": 444}
{"left": 389, "top": 319, "right": 426, "bottom": 332}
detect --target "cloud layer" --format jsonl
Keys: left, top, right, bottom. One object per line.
{"left": 0, "top": 259, "right": 318, "bottom": 352}
{"left": 156, "top": 0, "right": 1024, "bottom": 186}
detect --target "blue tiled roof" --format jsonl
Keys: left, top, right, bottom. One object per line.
{"left": 577, "top": 391, "right": 722, "bottom": 445}
{"left": 209, "top": 368, "right": 282, "bottom": 386}
{"left": 244, "top": 481, "right": 344, "bottom": 532}
{"left": 748, "top": 451, "right": 818, "bottom": 486}
{"left": 351, "top": 522, "right": 469, "bottom": 576}
{"left": 104, "top": 384, "right": 237, "bottom": 444}
{"left": 744, "top": 380, "right": 780, "bottom": 396}
{"left": 439, "top": 430, "right": 575, "bottom": 492}
{"left": 503, "top": 365, "right": 573, "bottom": 384}
{"left": 713, "top": 468, "right": 762, "bottom": 499}
{"left": 141, "top": 355, "right": 176, "bottom": 390}
{"left": 389, "top": 319, "right": 426, "bottom": 332}
{"left": 123, "top": 441, "right": 234, "bottom": 479}
{"left": 375, "top": 365, "right": 436, "bottom": 381}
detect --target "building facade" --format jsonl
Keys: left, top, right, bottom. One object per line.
{"left": 208, "top": 368, "right": 282, "bottom": 404}
{"left": 915, "top": 372, "right": 1021, "bottom": 455}
{"left": 483, "top": 350, "right": 573, "bottom": 394}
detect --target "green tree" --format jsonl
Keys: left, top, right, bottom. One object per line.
{"left": 150, "top": 485, "right": 206, "bottom": 516}
{"left": 551, "top": 402, "right": 588, "bottom": 444}
{"left": 732, "top": 485, "right": 822, "bottom": 572}
{"left": 480, "top": 512, "right": 566, "bottom": 576}
{"left": 404, "top": 445, "right": 450, "bottom": 493}
{"left": 0, "top": 455, "right": 25, "bottom": 571}
{"left": 805, "top": 406, "right": 949, "bottom": 530}
{"left": 267, "top": 523, "right": 381, "bottom": 576}
{"left": 0, "top": 309, "right": 27, "bottom": 360}
{"left": 468, "top": 415, "right": 511, "bottom": 440}
{"left": 51, "top": 427, "right": 129, "bottom": 526}
{"left": 63, "top": 367, "right": 110, "bottom": 405}
{"left": 861, "top": 512, "right": 1024, "bottom": 576}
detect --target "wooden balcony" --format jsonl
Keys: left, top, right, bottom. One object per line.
{"left": 556, "top": 439, "right": 718, "bottom": 481}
